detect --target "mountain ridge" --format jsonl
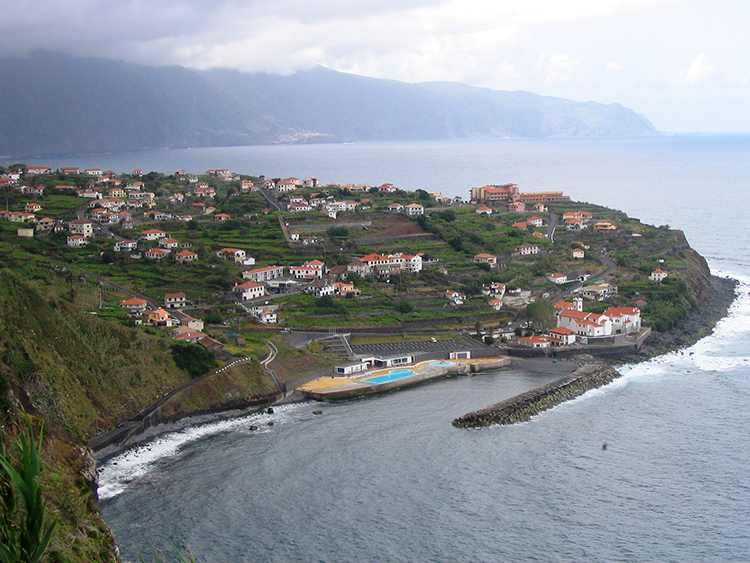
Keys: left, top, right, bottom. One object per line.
{"left": 0, "top": 51, "right": 657, "bottom": 158}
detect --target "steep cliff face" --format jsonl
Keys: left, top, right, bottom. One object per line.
{"left": 0, "top": 270, "right": 275, "bottom": 561}
{"left": 678, "top": 238, "right": 714, "bottom": 305}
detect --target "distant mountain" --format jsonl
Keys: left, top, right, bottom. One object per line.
{"left": 203, "top": 66, "right": 657, "bottom": 142}
{"left": 0, "top": 52, "right": 657, "bottom": 158}
{"left": 0, "top": 52, "right": 289, "bottom": 158}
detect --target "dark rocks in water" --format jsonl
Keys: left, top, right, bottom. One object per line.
{"left": 249, "top": 425, "right": 259, "bottom": 431}
{"left": 313, "top": 410, "right": 323, "bottom": 415}
{"left": 267, "top": 421, "right": 274, "bottom": 426}
{"left": 267, "top": 407, "right": 274, "bottom": 414}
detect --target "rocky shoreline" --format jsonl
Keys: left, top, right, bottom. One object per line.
{"left": 633, "top": 274, "right": 738, "bottom": 359}
{"left": 452, "top": 274, "right": 739, "bottom": 428}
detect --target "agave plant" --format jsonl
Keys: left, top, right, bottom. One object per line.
{"left": 0, "top": 416, "right": 57, "bottom": 563}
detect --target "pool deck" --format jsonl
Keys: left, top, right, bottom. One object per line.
{"left": 298, "top": 357, "right": 511, "bottom": 400}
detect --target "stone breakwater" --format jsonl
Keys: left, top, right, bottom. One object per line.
{"left": 452, "top": 362, "right": 621, "bottom": 428}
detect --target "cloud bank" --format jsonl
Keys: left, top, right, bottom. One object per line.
{"left": 0, "top": 0, "right": 748, "bottom": 132}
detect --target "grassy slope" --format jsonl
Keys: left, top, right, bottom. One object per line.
{"left": 0, "top": 269, "right": 275, "bottom": 561}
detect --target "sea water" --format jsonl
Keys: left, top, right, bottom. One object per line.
{"left": 50, "top": 135, "right": 750, "bottom": 562}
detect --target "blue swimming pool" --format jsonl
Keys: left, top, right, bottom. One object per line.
{"left": 430, "top": 361, "right": 457, "bottom": 367}
{"left": 365, "top": 369, "right": 416, "bottom": 384}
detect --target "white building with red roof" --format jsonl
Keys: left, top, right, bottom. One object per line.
{"left": 556, "top": 309, "right": 612, "bottom": 337}
{"left": 217, "top": 248, "right": 246, "bottom": 262}
{"left": 141, "top": 228, "right": 166, "bottom": 241}
{"left": 145, "top": 248, "right": 169, "bottom": 260}
{"left": 242, "top": 265, "right": 285, "bottom": 282}
{"left": 175, "top": 250, "right": 198, "bottom": 263}
{"left": 290, "top": 259, "right": 325, "bottom": 279}
{"left": 519, "top": 336, "right": 552, "bottom": 348}
{"left": 547, "top": 327, "right": 576, "bottom": 346}
{"left": 603, "top": 307, "right": 642, "bottom": 334}
{"left": 548, "top": 273, "right": 568, "bottom": 284}
{"left": 120, "top": 298, "right": 148, "bottom": 313}
{"left": 488, "top": 298, "right": 503, "bottom": 311}
{"left": 66, "top": 234, "right": 88, "bottom": 247}
{"left": 25, "top": 165, "right": 52, "bottom": 175}
{"left": 233, "top": 281, "right": 266, "bottom": 301}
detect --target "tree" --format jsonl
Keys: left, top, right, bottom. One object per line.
{"left": 416, "top": 189, "right": 431, "bottom": 201}
{"left": 448, "top": 236, "right": 463, "bottom": 251}
{"left": 327, "top": 226, "right": 350, "bottom": 240}
{"left": 438, "top": 210, "right": 456, "bottom": 222}
{"left": 170, "top": 342, "right": 219, "bottom": 378}
{"left": 394, "top": 301, "right": 413, "bottom": 314}
{"left": 519, "top": 300, "right": 555, "bottom": 331}
{"left": 0, "top": 417, "right": 56, "bottom": 563}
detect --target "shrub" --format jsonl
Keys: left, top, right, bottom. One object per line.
{"left": 170, "top": 342, "right": 219, "bottom": 379}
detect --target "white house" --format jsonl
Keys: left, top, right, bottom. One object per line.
{"left": 175, "top": 250, "right": 198, "bottom": 263}
{"left": 140, "top": 229, "right": 166, "bottom": 241}
{"left": 243, "top": 266, "right": 285, "bottom": 283}
{"left": 120, "top": 298, "right": 148, "bottom": 313}
{"left": 66, "top": 234, "right": 88, "bottom": 247}
{"left": 446, "top": 290, "right": 465, "bottom": 305}
{"left": 603, "top": 307, "right": 642, "bottom": 335}
{"left": 114, "top": 239, "right": 138, "bottom": 252}
{"left": 145, "top": 248, "right": 169, "bottom": 260}
{"left": 515, "top": 243, "right": 540, "bottom": 256}
{"left": 548, "top": 273, "right": 568, "bottom": 284}
{"left": 404, "top": 203, "right": 424, "bottom": 216}
{"left": 519, "top": 336, "right": 551, "bottom": 348}
{"left": 488, "top": 298, "right": 503, "bottom": 311}
{"left": 69, "top": 219, "right": 94, "bottom": 237}
{"left": 233, "top": 281, "right": 266, "bottom": 301}
{"left": 650, "top": 269, "right": 669, "bottom": 282}
{"left": 547, "top": 327, "right": 576, "bottom": 346}
{"left": 290, "top": 259, "right": 325, "bottom": 279}
{"left": 164, "top": 292, "right": 186, "bottom": 309}
{"left": 557, "top": 310, "right": 612, "bottom": 337}
{"left": 217, "top": 248, "right": 246, "bottom": 262}
{"left": 258, "top": 308, "right": 277, "bottom": 324}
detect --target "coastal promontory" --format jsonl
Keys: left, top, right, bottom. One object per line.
{"left": 0, "top": 164, "right": 736, "bottom": 560}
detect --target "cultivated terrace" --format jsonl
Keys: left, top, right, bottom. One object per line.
{"left": 0, "top": 166, "right": 704, "bottom": 341}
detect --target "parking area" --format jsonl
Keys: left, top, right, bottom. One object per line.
{"left": 350, "top": 338, "right": 470, "bottom": 355}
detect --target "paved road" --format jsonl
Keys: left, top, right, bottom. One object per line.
{"left": 546, "top": 213, "right": 559, "bottom": 242}
{"left": 556, "top": 256, "right": 618, "bottom": 301}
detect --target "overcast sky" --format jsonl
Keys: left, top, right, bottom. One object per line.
{"left": 2, "top": 0, "right": 747, "bottom": 132}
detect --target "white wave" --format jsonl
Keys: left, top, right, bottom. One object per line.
{"left": 98, "top": 402, "right": 311, "bottom": 501}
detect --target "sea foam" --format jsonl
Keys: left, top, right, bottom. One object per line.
{"left": 98, "top": 402, "right": 309, "bottom": 500}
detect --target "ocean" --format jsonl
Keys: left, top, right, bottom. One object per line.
{"left": 26, "top": 136, "right": 750, "bottom": 562}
